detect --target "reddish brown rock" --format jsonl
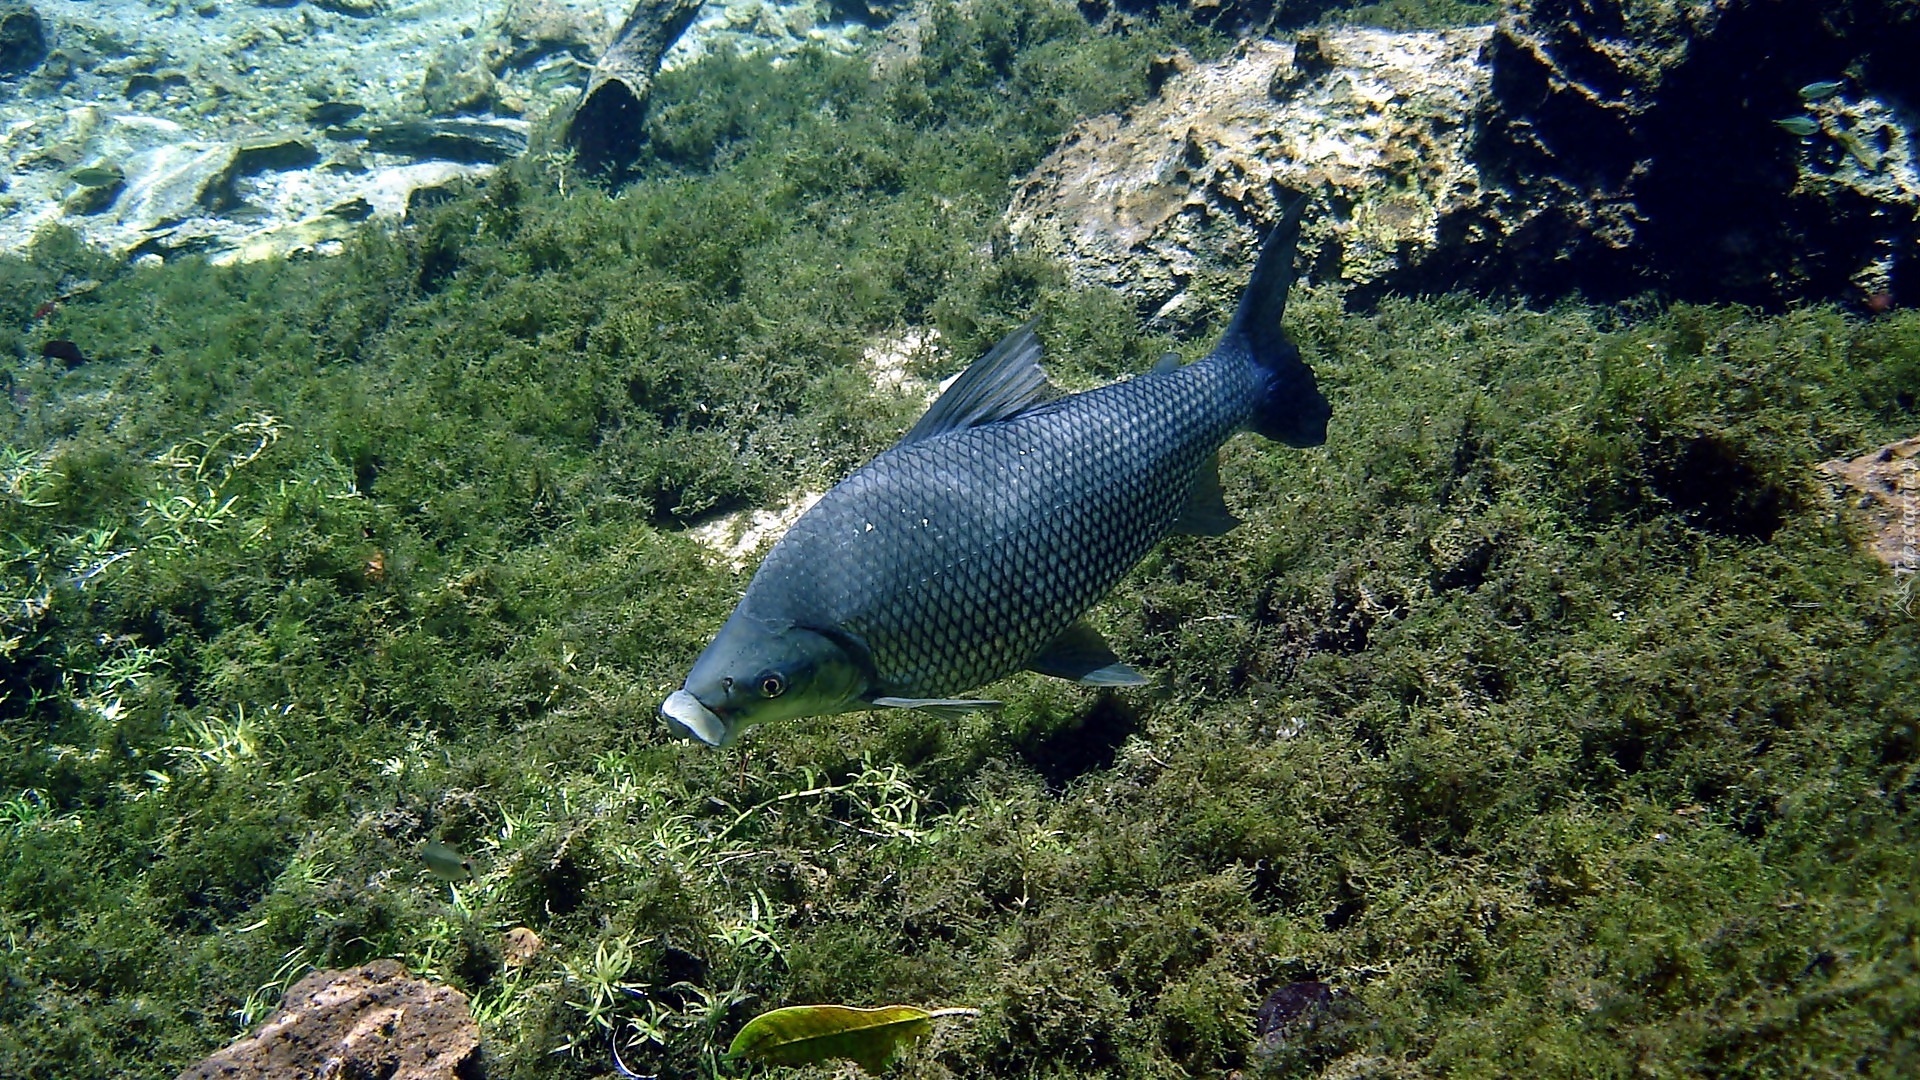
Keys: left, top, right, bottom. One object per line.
{"left": 1822, "top": 436, "right": 1920, "bottom": 573}
{"left": 502, "top": 925, "right": 544, "bottom": 968}
{"left": 175, "top": 960, "right": 481, "bottom": 1080}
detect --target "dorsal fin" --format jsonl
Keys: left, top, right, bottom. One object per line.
{"left": 900, "top": 319, "right": 1057, "bottom": 443}
{"left": 1152, "top": 352, "right": 1182, "bottom": 375}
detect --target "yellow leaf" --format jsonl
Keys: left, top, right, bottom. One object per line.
{"left": 727, "top": 1003, "right": 973, "bottom": 1074}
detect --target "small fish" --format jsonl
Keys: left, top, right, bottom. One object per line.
{"left": 68, "top": 165, "right": 124, "bottom": 189}
{"left": 660, "top": 199, "right": 1331, "bottom": 746}
{"left": 1798, "top": 80, "right": 1844, "bottom": 102}
{"left": 420, "top": 840, "right": 473, "bottom": 882}
{"left": 1775, "top": 115, "right": 1819, "bottom": 137}
{"left": 31, "top": 279, "right": 103, "bottom": 323}
{"left": 306, "top": 101, "right": 367, "bottom": 127}
{"left": 40, "top": 339, "right": 87, "bottom": 367}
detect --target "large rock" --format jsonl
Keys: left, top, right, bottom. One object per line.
{"left": 0, "top": 104, "right": 493, "bottom": 262}
{"left": 175, "top": 960, "right": 480, "bottom": 1080}
{"left": 1822, "top": 436, "right": 1920, "bottom": 574}
{"left": 1009, "top": 3, "right": 1920, "bottom": 313}
{"left": 364, "top": 118, "right": 531, "bottom": 164}
{"left": 1476, "top": 0, "right": 1920, "bottom": 308}
{"left": 496, "top": 0, "right": 610, "bottom": 70}
{"left": 1005, "top": 27, "right": 1492, "bottom": 319}
{"left": 0, "top": 2, "right": 46, "bottom": 77}
{"left": 422, "top": 40, "right": 498, "bottom": 116}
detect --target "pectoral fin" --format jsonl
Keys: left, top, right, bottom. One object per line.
{"left": 1026, "top": 620, "right": 1149, "bottom": 687}
{"left": 870, "top": 696, "right": 1004, "bottom": 722}
{"left": 1169, "top": 454, "right": 1240, "bottom": 536}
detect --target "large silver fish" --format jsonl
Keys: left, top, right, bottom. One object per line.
{"left": 660, "top": 200, "right": 1329, "bottom": 746}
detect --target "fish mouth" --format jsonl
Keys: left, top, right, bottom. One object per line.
{"left": 660, "top": 689, "right": 729, "bottom": 747}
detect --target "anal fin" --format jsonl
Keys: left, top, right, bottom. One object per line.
{"left": 1026, "top": 620, "right": 1149, "bottom": 687}
{"left": 871, "top": 697, "right": 1004, "bottom": 722}
{"left": 1170, "top": 454, "right": 1241, "bottom": 536}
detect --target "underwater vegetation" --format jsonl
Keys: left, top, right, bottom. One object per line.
{"left": 1, "top": 1, "right": 1917, "bottom": 1077}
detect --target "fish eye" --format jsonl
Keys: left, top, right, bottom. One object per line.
{"left": 757, "top": 672, "right": 786, "bottom": 698}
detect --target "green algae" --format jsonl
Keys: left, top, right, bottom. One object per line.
{"left": 2, "top": 2, "right": 1918, "bottom": 1078}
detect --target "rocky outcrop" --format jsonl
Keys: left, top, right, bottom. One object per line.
{"left": 1476, "top": 0, "right": 1920, "bottom": 308}
{"left": 1007, "top": 1, "right": 1920, "bottom": 313}
{"left": 175, "top": 960, "right": 481, "bottom": 1080}
{"left": 498, "top": 0, "right": 609, "bottom": 71}
{"left": 1822, "top": 436, "right": 1920, "bottom": 574}
{"left": 0, "top": 2, "right": 45, "bottom": 77}
{"left": 1, "top": 103, "right": 510, "bottom": 264}
{"left": 1005, "top": 28, "right": 1492, "bottom": 320}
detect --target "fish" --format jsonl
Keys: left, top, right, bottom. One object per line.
{"left": 1798, "top": 80, "right": 1844, "bottom": 102}
{"left": 420, "top": 839, "right": 474, "bottom": 882}
{"left": 1775, "top": 115, "right": 1819, "bottom": 137}
{"left": 306, "top": 101, "right": 367, "bottom": 127}
{"left": 67, "top": 165, "right": 124, "bottom": 189}
{"left": 659, "top": 198, "right": 1330, "bottom": 746}
{"left": 41, "top": 339, "right": 87, "bottom": 367}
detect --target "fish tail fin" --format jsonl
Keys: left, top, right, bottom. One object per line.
{"left": 1223, "top": 196, "right": 1330, "bottom": 448}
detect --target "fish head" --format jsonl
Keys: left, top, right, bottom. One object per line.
{"left": 660, "top": 613, "right": 867, "bottom": 746}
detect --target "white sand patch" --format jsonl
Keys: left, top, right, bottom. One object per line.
{"left": 861, "top": 326, "right": 946, "bottom": 402}
{"left": 686, "top": 328, "right": 972, "bottom": 568}
{"left": 687, "top": 490, "right": 823, "bottom": 569}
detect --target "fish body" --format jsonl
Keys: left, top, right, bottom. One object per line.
{"left": 421, "top": 840, "right": 473, "bottom": 882}
{"left": 661, "top": 200, "right": 1329, "bottom": 746}
{"left": 68, "top": 165, "right": 124, "bottom": 189}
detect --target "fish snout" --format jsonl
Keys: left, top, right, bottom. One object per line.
{"left": 660, "top": 689, "right": 729, "bottom": 746}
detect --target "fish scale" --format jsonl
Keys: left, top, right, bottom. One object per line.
{"left": 752, "top": 355, "right": 1251, "bottom": 698}
{"left": 659, "top": 198, "right": 1329, "bottom": 746}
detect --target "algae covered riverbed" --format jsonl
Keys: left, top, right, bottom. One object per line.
{"left": 3, "top": 1, "right": 1918, "bottom": 1076}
